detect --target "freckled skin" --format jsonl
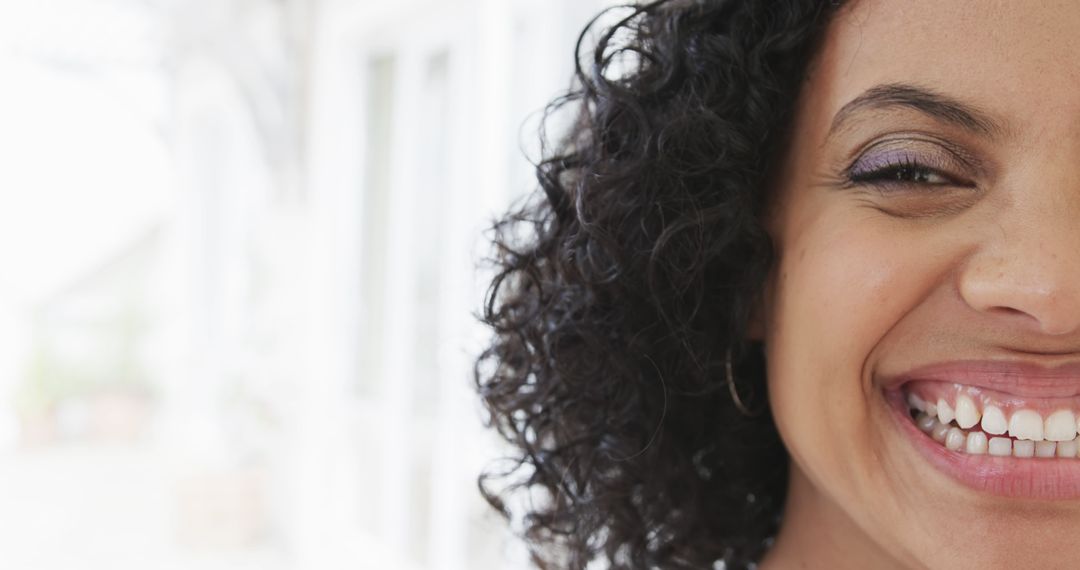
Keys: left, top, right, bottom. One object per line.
{"left": 757, "top": 1, "right": 1080, "bottom": 568}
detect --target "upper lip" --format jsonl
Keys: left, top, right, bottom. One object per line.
{"left": 882, "top": 359, "right": 1080, "bottom": 398}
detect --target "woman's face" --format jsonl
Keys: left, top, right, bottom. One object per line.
{"left": 763, "top": 0, "right": 1080, "bottom": 566}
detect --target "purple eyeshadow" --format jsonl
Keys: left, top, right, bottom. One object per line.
{"left": 849, "top": 149, "right": 921, "bottom": 177}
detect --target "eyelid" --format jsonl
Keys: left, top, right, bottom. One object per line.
{"left": 847, "top": 154, "right": 961, "bottom": 188}
{"left": 843, "top": 135, "right": 982, "bottom": 185}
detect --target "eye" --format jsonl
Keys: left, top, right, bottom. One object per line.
{"left": 839, "top": 138, "right": 984, "bottom": 217}
{"left": 847, "top": 156, "right": 958, "bottom": 188}
{"left": 843, "top": 143, "right": 977, "bottom": 191}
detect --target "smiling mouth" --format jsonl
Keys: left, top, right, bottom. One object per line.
{"left": 884, "top": 359, "right": 1080, "bottom": 498}
{"left": 903, "top": 385, "right": 1080, "bottom": 459}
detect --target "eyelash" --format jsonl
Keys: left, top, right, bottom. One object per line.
{"left": 846, "top": 156, "right": 956, "bottom": 188}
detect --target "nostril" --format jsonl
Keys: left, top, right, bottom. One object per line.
{"left": 982, "top": 305, "right": 1074, "bottom": 336}
{"left": 984, "top": 305, "right": 1038, "bottom": 325}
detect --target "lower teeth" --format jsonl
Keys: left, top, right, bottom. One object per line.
{"left": 911, "top": 409, "right": 1080, "bottom": 459}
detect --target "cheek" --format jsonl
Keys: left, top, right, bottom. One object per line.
{"left": 764, "top": 211, "right": 953, "bottom": 482}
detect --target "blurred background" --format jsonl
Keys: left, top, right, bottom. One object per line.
{"left": 0, "top": 0, "right": 621, "bottom": 568}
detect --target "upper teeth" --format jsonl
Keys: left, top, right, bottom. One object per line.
{"left": 907, "top": 384, "right": 1080, "bottom": 455}
{"left": 980, "top": 405, "right": 1007, "bottom": 436}
{"left": 906, "top": 389, "right": 1080, "bottom": 445}
{"left": 1045, "top": 409, "right": 1077, "bottom": 441}
{"left": 955, "top": 394, "right": 980, "bottom": 429}
{"left": 1008, "top": 409, "right": 1043, "bottom": 441}
{"left": 937, "top": 399, "right": 955, "bottom": 424}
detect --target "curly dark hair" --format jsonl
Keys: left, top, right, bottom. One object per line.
{"left": 476, "top": 1, "right": 843, "bottom": 568}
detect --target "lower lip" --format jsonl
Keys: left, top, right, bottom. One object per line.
{"left": 885, "top": 388, "right": 1080, "bottom": 499}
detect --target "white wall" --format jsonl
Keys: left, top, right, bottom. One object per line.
{"left": 0, "top": 0, "right": 624, "bottom": 568}
{"left": 304, "top": 1, "right": 622, "bottom": 567}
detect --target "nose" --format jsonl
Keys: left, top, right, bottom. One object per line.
{"left": 958, "top": 193, "right": 1080, "bottom": 337}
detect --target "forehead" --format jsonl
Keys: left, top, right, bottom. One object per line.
{"left": 805, "top": 0, "right": 1080, "bottom": 137}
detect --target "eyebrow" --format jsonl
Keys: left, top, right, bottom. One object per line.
{"left": 827, "top": 83, "right": 1005, "bottom": 139}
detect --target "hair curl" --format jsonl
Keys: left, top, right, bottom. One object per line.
{"left": 476, "top": 1, "right": 841, "bottom": 568}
